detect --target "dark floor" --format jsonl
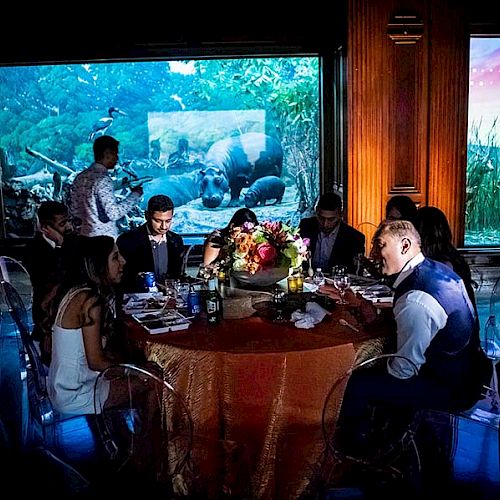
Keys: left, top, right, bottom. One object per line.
{"left": 1, "top": 305, "right": 499, "bottom": 499}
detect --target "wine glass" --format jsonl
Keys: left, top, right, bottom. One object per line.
{"left": 333, "top": 272, "right": 351, "bottom": 304}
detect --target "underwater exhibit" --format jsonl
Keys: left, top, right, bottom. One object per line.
{"left": 0, "top": 57, "right": 320, "bottom": 239}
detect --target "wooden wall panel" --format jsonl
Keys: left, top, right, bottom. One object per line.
{"left": 347, "top": 0, "right": 469, "bottom": 248}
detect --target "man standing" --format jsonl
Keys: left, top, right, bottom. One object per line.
{"left": 23, "top": 201, "right": 74, "bottom": 363}
{"left": 70, "top": 135, "right": 143, "bottom": 238}
{"left": 117, "top": 195, "right": 184, "bottom": 292}
{"left": 338, "top": 219, "right": 490, "bottom": 450}
{"left": 299, "top": 192, "right": 365, "bottom": 274}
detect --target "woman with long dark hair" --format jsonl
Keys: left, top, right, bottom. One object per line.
{"left": 47, "top": 235, "right": 129, "bottom": 415}
{"left": 414, "top": 206, "right": 476, "bottom": 306}
{"left": 202, "top": 208, "right": 258, "bottom": 266}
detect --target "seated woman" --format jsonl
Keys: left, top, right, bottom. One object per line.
{"left": 47, "top": 235, "right": 136, "bottom": 415}
{"left": 385, "top": 195, "right": 417, "bottom": 223}
{"left": 414, "top": 205, "right": 476, "bottom": 307}
{"left": 202, "top": 208, "right": 258, "bottom": 266}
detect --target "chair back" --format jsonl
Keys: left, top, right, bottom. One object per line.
{"left": 181, "top": 244, "right": 196, "bottom": 276}
{"left": 1, "top": 280, "right": 55, "bottom": 429}
{"left": 0, "top": 256, "right": 33, "bottom": 313}
{"left": 483, "top": 275, "right": 500, "bottom": 362}
{"left": 317, "top": 354, "right": 420, "bottom": 495}
{"left": 0, "top": 278, "right": 30, "bottom": 336}
{"left": 94, "top": 363, "right": 194, "bottom": 494}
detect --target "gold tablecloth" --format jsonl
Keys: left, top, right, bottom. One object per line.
{"left": 127, "top": 309, "right": 391, "bottom": 498}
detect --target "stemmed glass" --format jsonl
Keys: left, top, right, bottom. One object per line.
{"left": 333, "top": 269, "right": 351, "bottom": 304}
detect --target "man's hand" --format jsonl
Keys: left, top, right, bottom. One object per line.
{"left": 41, "top": 225, "right": 64, "bottom": 246}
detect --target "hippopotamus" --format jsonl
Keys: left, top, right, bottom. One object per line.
{"left": 244, "top": 176, "right": 286, "bottom": 208}
{"left": 198, "top": 132, "right": 283, "bottom": 208}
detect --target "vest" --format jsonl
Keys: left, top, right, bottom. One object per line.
{"left": 394, "top": 258, "right": 483, "bottom": 405}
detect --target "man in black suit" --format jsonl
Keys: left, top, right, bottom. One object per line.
{"left": 24, "top": 201, "right": 74, "bottom": 363}
{"left": 117, "top": 195, "right": 184, "bottom": 292}
{"left": 299, "top": 192, "right": 365, "bottom": 274}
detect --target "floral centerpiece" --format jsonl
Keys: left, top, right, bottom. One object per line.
{"left": 214, "top": 220, "right": 310, "bottom": 287}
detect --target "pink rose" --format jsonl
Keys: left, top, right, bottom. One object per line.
{"left": 256, "top": 243, "right": 277, "bottom": 266}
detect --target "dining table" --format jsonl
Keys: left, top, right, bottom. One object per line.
{"left": 125, "top": 295, "right": 394, "bottom": 499}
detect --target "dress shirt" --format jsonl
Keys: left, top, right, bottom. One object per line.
{"left": 388, "top": 252, "right": 448, "bottom": 379}
{"left": 42, "top": 233, "right": 58, "bottom": 249}
{"left": 70, "top": 162, "right": 141, "bottom": 238}
{"left": 312, "top": 225, "right": 340, "bottom": 272}
{"left": 148, "top": 231, "right": 168, "bottom": 282}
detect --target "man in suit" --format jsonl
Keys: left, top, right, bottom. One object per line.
{"left": 117, "top": 195, "right": 184, "bottom": 292}
{"left": 24, "top": 201, "right": 74, "bottom": 363}
{"left": 299, "top": 192, "right": 365, "bottom": 274}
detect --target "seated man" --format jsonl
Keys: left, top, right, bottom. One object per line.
{"left": 337, "top": 219, "right": 491, "bottom": 452}
{"left": 23, "top": 201, "right": 74, "bottom": 363}
{"left": 299, "top": 192, "right": 365, "bottom": 274}
{"left": 117, "top": 195, "right": 184, "bottom": 292}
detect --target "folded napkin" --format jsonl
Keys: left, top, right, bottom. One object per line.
{"left": 291, "top": 301, "right": 330, "bottom": 329}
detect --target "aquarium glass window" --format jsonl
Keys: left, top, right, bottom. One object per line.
{"left": 466, "top": 38, "right": 500, "bottom": 247}
{"left": 0, "top": 57, "right": 320, "bottom": 241}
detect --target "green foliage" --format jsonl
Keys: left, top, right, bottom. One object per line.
{"left": 466, "top": 119, "right": 500, "bottom": 245}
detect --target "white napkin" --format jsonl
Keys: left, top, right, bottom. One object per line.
{"left": 291, "top": 301, "right": 330, "bottom": 329}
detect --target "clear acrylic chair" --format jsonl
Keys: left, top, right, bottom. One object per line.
{"left": 94, "top": 363, "right": 194, "bottom": 496}
{"left": 0, "top": 255, "right": 33, "bottom": 317}
{"left": 315, "top": 354, "right": 421, "bottom": 497}
{"left": 482, "top": 275, "right": 500, "bottom": 414}
{"left": 1, "top": 280, "right": 98, "bottom": 460}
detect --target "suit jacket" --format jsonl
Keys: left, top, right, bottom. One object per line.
{"left": 298, "top": 217, "right": 365, "bottom": 274}
{"left": 23, "top": 232, "right": 64, "bottom": 340}
{"left": 117, "top": 224, "right": 184, "bottom": 292}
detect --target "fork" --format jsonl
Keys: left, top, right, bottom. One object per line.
{"left": 339, "top": 318, "right": 360, "bottom": 333}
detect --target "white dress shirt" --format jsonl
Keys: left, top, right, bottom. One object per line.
{"left": 388, "top": 252, "right": 448, "bottom": 379}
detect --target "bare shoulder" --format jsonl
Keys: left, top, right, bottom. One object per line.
{"left": 60, "top": 289, "right": 100, "bottom": 328}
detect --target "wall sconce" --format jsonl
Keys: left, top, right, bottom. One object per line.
{"left": 388, "top": 13, "right": 424, "bottom": 45}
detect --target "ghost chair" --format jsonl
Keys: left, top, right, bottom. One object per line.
{"left": 1, "top": 279, "right": 102, "bottom": 486}
{"left": 410, "top": 407, "right": 499, "bottom": 498}
{"left": 316, "top": 354, "right": 421, "bottom": 498}
{"left": 181, "top": 244, "right": 196, "bottom": 276}
{"left": 94, "top": 363, "right": 194, "bottom": 497}
{"left": 482, "top": 275, "right": 500, "bottom": 414}
{"left": 0, "top": 255, "right": 33, "bottom": 320}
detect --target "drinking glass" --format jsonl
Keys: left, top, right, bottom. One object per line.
{"left": 333, "top": 271, "right": 351, "bottom": 304}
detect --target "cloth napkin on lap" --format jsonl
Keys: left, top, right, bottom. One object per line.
{"left": 291, "top": 301, "right": 330, "bottom": 329}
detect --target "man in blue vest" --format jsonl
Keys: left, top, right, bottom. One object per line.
{"left": 337, "top": 219, "right": 491, "bottom": 453}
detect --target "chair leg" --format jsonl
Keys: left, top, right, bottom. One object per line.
{"left": 487, "top": 361, "right": 500, "bottom": 414}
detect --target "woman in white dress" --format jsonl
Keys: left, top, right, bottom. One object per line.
{"left": 47, "top": 235, "right": 130, "bottom": 415}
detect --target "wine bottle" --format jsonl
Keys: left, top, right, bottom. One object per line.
{"left": 206, "top": 278, "right": 222, "bottom": 324}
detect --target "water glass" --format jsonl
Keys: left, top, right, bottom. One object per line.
{"left": 287, "top": 275, "right": 298, "bottom": 293}
{"left": 164, "top": 279, "right": 178, "bottom": 308}
{"left": 295, "top": 274, "right": 304, "bottom": 293}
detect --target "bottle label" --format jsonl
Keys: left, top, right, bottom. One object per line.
{"left": 207, "top": 300, "right": 218, "bottom": 314}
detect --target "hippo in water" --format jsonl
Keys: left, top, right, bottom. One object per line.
{"left": 244, "top": 176, "right": 286, "bottom": 208}
{"left": 198, "top": 132, "right": 283, "bottom": 208}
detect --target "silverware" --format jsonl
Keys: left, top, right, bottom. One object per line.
{"left": 339, "top": 318, "right": 360, "bottom": 333}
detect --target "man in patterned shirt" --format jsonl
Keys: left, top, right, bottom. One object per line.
{"left": 70, "top": 135, "right": 143, "bottom": 238}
